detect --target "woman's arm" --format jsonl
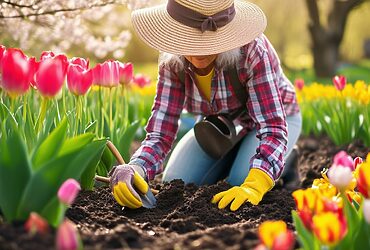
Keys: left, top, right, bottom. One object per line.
{"left": 244, "top": 36, "right": 288, "bottom": 181}
{"left": 129, "top": 65, "right": 185, "bottom": 180}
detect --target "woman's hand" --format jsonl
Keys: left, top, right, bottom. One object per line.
{"left": 211, "top": 169, "right": 274, "bottom": 211}
{"left": 109, "top": 164, "right": 149, "bottom": 208}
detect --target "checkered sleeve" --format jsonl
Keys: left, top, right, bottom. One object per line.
{"left": 245, "top": 40, "right": 288, "bottom": 181}
{"left": 129, "top": 65, "right": 185, "bottom": 180}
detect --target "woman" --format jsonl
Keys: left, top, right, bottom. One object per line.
{"left": 110, "top": 0, "right": 301, "bottom": 211}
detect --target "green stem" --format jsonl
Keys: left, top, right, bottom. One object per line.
{"left": 36, "top": 98, "right": 49, "bottom": 134}
{"left": 76, "top": 95, "right": 81, "bottom": 135}
{"left": 109, "top": 87, "right": 113, "bottom": 136}
{"left": 62, "top": 87, "right": 66, "bottom": 116}
{"left": 122, "top": 86, "right": 129, "bottom": 129}
{"left": 100, "top": 86, "right": 104, "bottom": 138}
{"left": 22, "top": 95, "right": 27, "bottom": 122}
{"left": 10, "top": 98, "right": 15, "bottom": 115}
{"left": 55, "top": 99, "right": 61, "bottom": 122}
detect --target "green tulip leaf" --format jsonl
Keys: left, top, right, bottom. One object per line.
{"left": 0, "top": 129, "right": 31, "bottom": 222}
{"left": 32, "top": 117, "right": 68, "bottom": 170}
{"left": 58, "top": 133, "right": 95, "bottom": 157}
{"left": 119, "top": 119, "right": 141, "bottom": 162}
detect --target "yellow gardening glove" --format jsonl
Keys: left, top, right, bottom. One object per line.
{"left": 212, "top": 169, "right": 274, "bottom": 211}
{"left": 109, "top": 164, "right": 149, "bottom": 209}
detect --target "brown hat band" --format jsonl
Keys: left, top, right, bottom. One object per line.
{"left": 166, "top": 0, "right": 236, "bottom": 33}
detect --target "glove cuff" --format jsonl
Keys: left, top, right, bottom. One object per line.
{"left": 241, "top": 169, "right": 274, "bottom": 194}
{"left": 131, "top": 164, "right": 148, "bottom": 181}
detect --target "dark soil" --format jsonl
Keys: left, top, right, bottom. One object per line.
{"left": 0, "top": 135, "right": 368, "bottom": 250}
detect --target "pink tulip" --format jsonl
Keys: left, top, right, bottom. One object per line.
{"left": 272, "top": 230, "right": 295, "bottom": 250}
{"left": 58, "top": 178, "right": 81, "bottom": 206}
{"left": 67, "top": 64, "right": 93, "bottom": 95}
{"left": 333, "top": 151, "right": 354, "bottom": 171}
{"left": 40, "top": 51, "right": 55, "bottom": 61}
{"left": 0, "top": 48, "right": 35, "bottom": 97}
{"left": 34, "top": 54, "right": 69, "bottom": 98}
{"left": 364, "top": 199, "right": 370, "bottom": 224}
{"left": 24, "top": 212, "right": 49, "bottom": 235}
{"left": 56, "top": 219, "right": 79, "bottom": 250}
{"left": 294, "top": 78, "right": 304, "bottom": 91}
{"left": 70, "top": 57, "right": 89, "bottom": 70}
{"left": 0, "top": 45, "right": 5, "bottom": 70}
{"left": 132, "top": 73, "right": 151, "bottom": 88}
{"left": 332, "top": 75, "right": 346, "bottom": 91}
{"left": 328, "top": 165, "right": 353, "bottom": 191}
{"left": 92, "top": 60, "right": 120, "bottom": 88}
{"left": 119, "top": 62, "right": 133, "bottom": 85}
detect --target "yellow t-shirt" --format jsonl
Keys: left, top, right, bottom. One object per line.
{"left": 195, "top": 67, "right": 215, "bottom": 101}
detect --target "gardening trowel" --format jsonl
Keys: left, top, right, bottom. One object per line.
{"left": 95, "top": 141, "right": 158, "bottom": 209}
{"left": 139, "top": 187, "right": 157, "bottom": 208}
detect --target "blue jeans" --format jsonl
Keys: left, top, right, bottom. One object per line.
{"left": 162, "top": 113, "right": 302, "bottom": 186}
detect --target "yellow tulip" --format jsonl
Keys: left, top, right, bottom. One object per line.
{"left": 356, "top": 156, "right": 370, "bottom": 198}
{"left": 258, "top": 221, "right": 287, "bottom": 249}
{"left": 312, "top": 212, "right": 347, "bottom": 246}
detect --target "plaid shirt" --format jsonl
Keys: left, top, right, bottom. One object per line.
{"left": 130, "top": 34, "right": 300, "bottom": 181}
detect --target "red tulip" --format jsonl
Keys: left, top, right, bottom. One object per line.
{"left": 119, "top": 62, "right": 133, "bottom": 85}
{"left": 58, "top": 178, "right": 81, "bottom": 206}
{"left": 34, "top": 54, "right": 69, "bottom": 98}
{"left": 0, "top": 48, "right": 35, "bottom": 97}
{"left": 40, "top": 51, "right": 55, "bottom": 61}
{"left": 353, "top": 157, "right": 363, "bottom": 169}
{"left": 272, "top": 230, "right": 295, "bottom": 250}
{"left": 56, "top": 219, "right": 79, "bottom": 250}
{"left": 70, "top": 57, "right": 89, "bottom": 70}
{"left": 332, "top": 75, "right": 346, "bottom": 91}
{"left": 132, "top": 73, "right": 151, "bottom": 88}
{"left": 294, "top": 78, "right": 304, "bottom": 91}
{"left": 67, "top": 64, "right": 93, "bottom": 95}
{"left": 92, "top": 60, "right": 120, "bottom": 88}
{"left": 24, "top": 212, "right": 49, "bottom": 235}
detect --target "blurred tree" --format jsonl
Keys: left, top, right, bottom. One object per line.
{"left": 0, "top": 0, "right": 150, "bottom": 60}
{"left": 305, "top": 0, "right": 369, "bottom": 77}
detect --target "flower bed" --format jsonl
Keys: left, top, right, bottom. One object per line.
{"left": 0, "top": 135, "right": 368, "bottom": 250}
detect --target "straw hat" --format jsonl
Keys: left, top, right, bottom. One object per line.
{"left": 131, "top": 0, "right": 267, "bottom": 56}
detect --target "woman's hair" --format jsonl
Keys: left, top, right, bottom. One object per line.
{"left": 158, "top": 47, "right": 242, "bottom": 72}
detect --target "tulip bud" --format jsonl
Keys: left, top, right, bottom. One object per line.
{"left": 67, "top": 64, "right": 93, "bottom": 95}
{"left": 92, "top": 60, "right": 120, "bottom": 88}
{"left": 56, "top": 219, "right": 79, "bottom": 250}
{"left": 258, "top": 220, "right": 288, "bottom": 249}
{"left": 328, "top": 166, "right": 353, "bottom": 191}
{"left": 333, "top": 151, "right": 354, "bottom": 170}
{"left": 35, "top": 54, "right": 69, "bottom": 98}
{"left": 1, "top": 48, "right": 35, "bottom": 97}
{"left": 40, "top": 51, "right": 55, "bottom": 61}
{"left": 364, "top": 199, "right": 370, "bottom": 224}
{"left": 356, "top": 160, "right": 370, "bottom": 198}
{"left": 272, "top": 230, "right": 295, "bottom": 250}
{"left": 119, "top": 62, "right": 133, "bottom": 85}
{"left": 312, "top": 212, "right": 347, "bottom": 246}
{"left": 24, "top": 212, "right": 49, "bottom": 235}
{"left": 353, "top": 157, "right": 363, "bottom": 169}
{"left": 70, "top": 57, "right": 89, "bottom": 70}
{"left": 332, "top": 75, "right": 346, "bottom": 91}
{"left": 58, "top": 179, "right": 81, "bottom": 206}
{"left": 0, "top": 45, "right": 5, "bottom": 70}
{"left": 294, "top": 78, "right": 304, "bottom": 91}
{"left": 132, "top": 73, "right": 151, "bottom": 88}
